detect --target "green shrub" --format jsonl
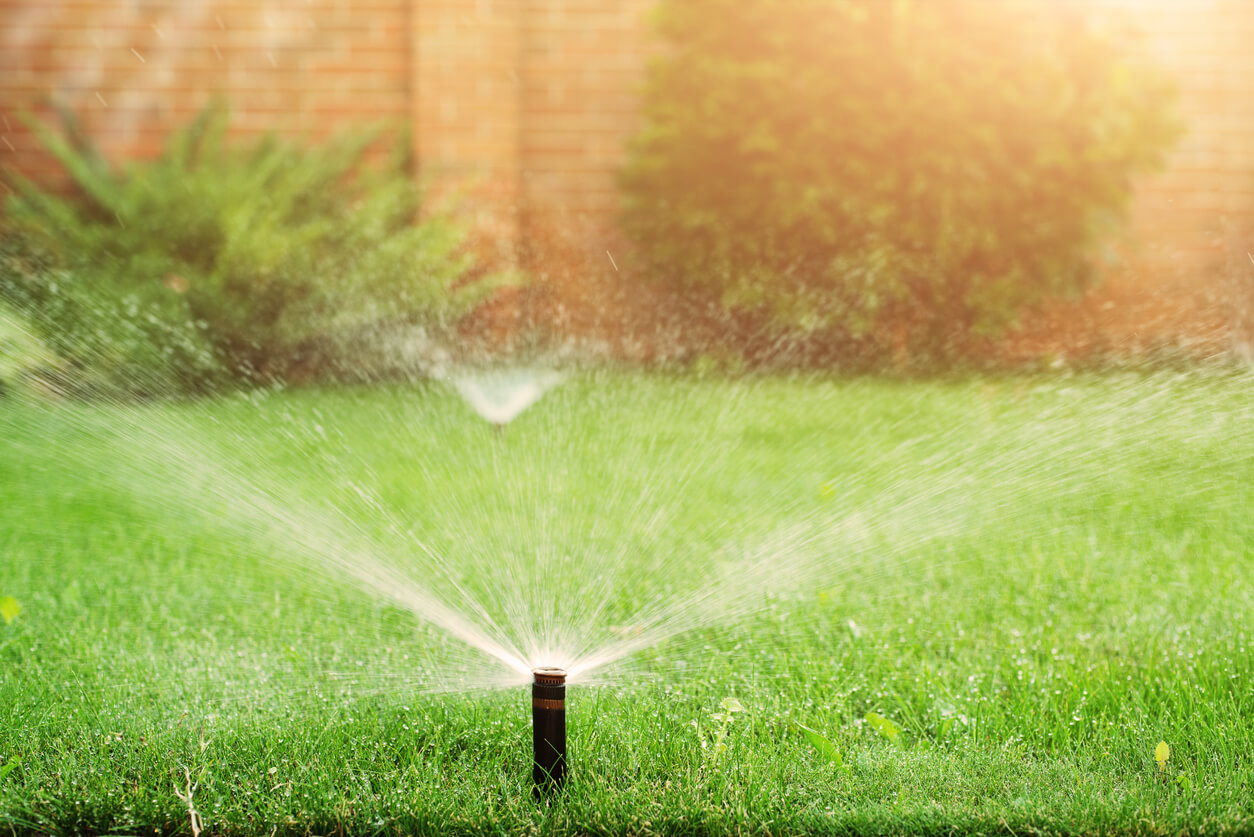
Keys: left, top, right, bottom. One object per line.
{"left": 0, "top": 205, "right": 223, "bottom": 397}
{"left": 621, "top": 0, "right": 1182, "bottom": 365}
{"left": 0, "top": 105, "right": 501, "bottom": 397}
{"left": 0, "top": 299, "right": 55, "bottom": 396}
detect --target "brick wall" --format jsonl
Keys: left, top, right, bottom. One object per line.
{"left": 516, "top": 1, "right": 655, "bottom": 340}
{"left": 2, "top": 0, "right": 1252, "bottom": 361}
{"left": 414, "top": 0, "right": 521, "bottom": 267}
{"left": 0, "top": 0, "right": 413, "bottom": 181}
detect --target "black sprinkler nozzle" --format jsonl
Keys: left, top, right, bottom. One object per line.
{"left": 531, "top": 667, "right": 566, "bottom": 797}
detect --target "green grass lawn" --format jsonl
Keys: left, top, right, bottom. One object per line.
{"left": 1, "top": 371, "right": 1252, "bottom": 835}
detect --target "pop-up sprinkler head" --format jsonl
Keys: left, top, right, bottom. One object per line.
{"left": 531, "top": 667, "right": 566, "bottom": 797}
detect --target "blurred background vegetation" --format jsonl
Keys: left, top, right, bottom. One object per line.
{"left": 621, "top": 0, "right": 1182, "bottom": 368}
{"left": 0, "top": 105, "right": 505, "bottom": 398}
{"left": 0, "top": 0, "right": 1202, "bottom": 395}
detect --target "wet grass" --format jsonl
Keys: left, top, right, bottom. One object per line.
{"left": 1, "top": 370, "right": 1252, "bottom": 835}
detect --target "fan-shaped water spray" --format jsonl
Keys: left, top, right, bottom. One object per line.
{"left": 7, "top": 364, "right": 1251, "bottom": 804}
{"left": 6, "top": 369, "right": 1198, "bottom": 695}
{"left": 447, "top": 367, "right": 565, "bottom": 430}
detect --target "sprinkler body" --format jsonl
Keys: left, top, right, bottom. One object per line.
{"left": 531, "top": 667, "right": 566, "bottom": 796}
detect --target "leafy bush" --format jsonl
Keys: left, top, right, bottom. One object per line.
{"left": 0, "top": 298, "right": 55, "bottom": 396}
{"left": 0, "top": 106, "right": 500, "bottom": 397}
{"left": 0, "top": 225, "right": 225, "bottom": 396}
{"left": 621, "top": 0, "right": 1182, "bottom": 364}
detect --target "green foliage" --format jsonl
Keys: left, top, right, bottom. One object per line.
{"left": 0, "top": 596, "right": 18, "bottom": 625}
{"left": 796, "top": 722, "right": 847, "bottom": 769}
{"left": 621, "top": 0, "right": 1182, "bottom": 363}
{"left": 0, "top": 105, "right": 499, "bottom": 397}
{"left": 692, "top": 695, "right": 747, "bottom": 762}
{"left": 0, "top": 228, "right": 224, "bottom": 397}
{"left": 864, "top": 711, "right": 903, "bottom": 745}
{"left": 0, "top": 301, "right": 53, "bottom": 394}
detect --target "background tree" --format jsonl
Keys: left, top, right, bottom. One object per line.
{"left": 621, "top": 0, "right": 1182, "bottom": 365}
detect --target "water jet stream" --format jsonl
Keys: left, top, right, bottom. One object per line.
{"left": 446, "top": 367, "right": 564, "bottom": 429}
{"left": 9, "top": 372, "right": 1231, "bottom": 705}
